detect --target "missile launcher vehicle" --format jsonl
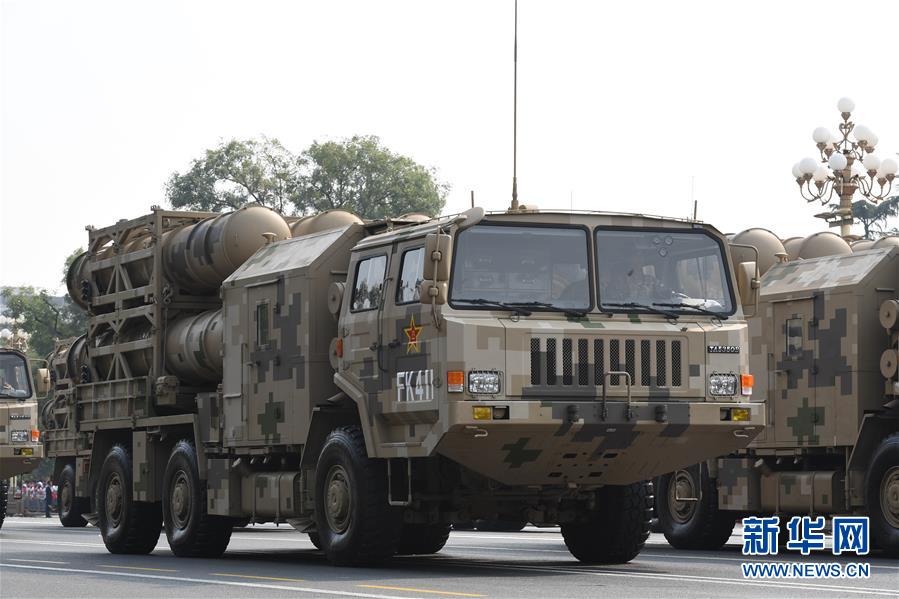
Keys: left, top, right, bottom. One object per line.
{"left": 42, "top": 204, "right": 765, "bottom": 565}
{"left": 656, "top": 229, "right": 899, "bottom": 555}
{"left": 0, "top": 347, "right": 47, "bottom": 529}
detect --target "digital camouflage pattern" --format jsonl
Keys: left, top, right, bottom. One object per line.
{"left": 0, "top": 348, "right": 44, "bottom": 478}
{"left": 43, "top": 206, "right": 765, "bottom": 526}
{"left": 716, "top": 246, "right": 899, "bottom": 514}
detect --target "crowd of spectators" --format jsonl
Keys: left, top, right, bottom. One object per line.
{"left": 12, "top": 480, "right": 56, "bottom": 517}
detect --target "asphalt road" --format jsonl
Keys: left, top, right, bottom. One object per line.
{"left": 0, "top": 517, "right": 896, "bottom": 598}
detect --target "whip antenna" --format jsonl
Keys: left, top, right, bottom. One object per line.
{"left": 510, "top": 0, "right": 519, "bottom": 211}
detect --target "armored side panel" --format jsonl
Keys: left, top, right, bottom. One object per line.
{"left": 221, "top": 224, "right": 366, "bottom": 449}
{"left": 750, "top": 247, "right": 899, "bottom": 449}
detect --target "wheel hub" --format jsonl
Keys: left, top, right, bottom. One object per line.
{"left": 881, "top": 466, "right": 899, "bottom": 529}
{"left": 171, "top": 471, "right": 191, "bottom": 529}
{"left": 105, "top": 473, "right": 123, "bottom": 526}
{"left": 668, "top": 470, "right": 698, "bottom": 524}
{"left": 324, "top": 465, "right": 352, "bottom": 534}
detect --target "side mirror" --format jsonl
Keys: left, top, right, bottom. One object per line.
{"left": 420, "top": 281, "right": 448, "bottom": 306}
{"left": 35, "top": 368, "right": 51, "bottom": 395}
{"left": 737, "top": 261, "right": 760, "bottom": 316}
{"left": 423, "top": 233, "right": 452, "bottom": 282}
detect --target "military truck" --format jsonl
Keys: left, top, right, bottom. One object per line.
{"left": 42, "top": 204, "right": 765, "bottom": 565}
{"left": 655, "top": 229, "right": 899, "bottom": 555}
{"left": 0, "top": 347, "right": 47, "bottom": 529}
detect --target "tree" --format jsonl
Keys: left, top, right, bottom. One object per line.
{"left": 295, "top": 135, "right": 448, "bottom": 219}
{"left": 0, "top": 249, "right": 87, "bottom": 358}
{"left": 166, "top": 137, "right": 299, "bottom": 213}
{"left": 851, "top": 197, "right": 899, "bottom": 239}
{"left": 165, "top": 135, "right": 448, "bottom": 219}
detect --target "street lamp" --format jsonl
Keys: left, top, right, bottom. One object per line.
{"left": 793, "top": 97, "right": 897, "bottom": 237}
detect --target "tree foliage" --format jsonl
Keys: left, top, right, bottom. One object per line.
{"left": 1, "top": 249, "right": 87, "bottom": 358}
{"left": 296, "top": 135, "right": 448, "bottom": 219}
{"left": 854, "top": 196, "right": 899, "bottom": 239}
{"left": 165, "top": 135, "right": 448, "bottom": 219}
{"left": 166, "top": 137, "right": 299, "bottom": 213}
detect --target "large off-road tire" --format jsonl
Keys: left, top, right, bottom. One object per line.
{"left": 96, "top": 445, "right": 161, "bottom": 554}
{"left": 475, "top": 519, "right": 527, "bottom": 532}
{"left": 314, "top": 425, "right": 401, "bottom": 565}
{"left": 308, "top": 531, "right": 322, "bottom": 550}
{"left": 396, "top": 523, "right": 452, "bottom": 555}
{"left": 866, "top": 433, "right": 899, "bottom": 556}
{"left": 561, "top": 480, "right": 652, "bottom": 564}
{"left": 163, "top": 440, "right": 232, "bottom": 558}
{"left": 0, "top": 479, "right": 8, "bottom": 530}
{"left": 656, "top": 463, "right": 736, "bottom": 550}
{"left": 58, "top": 464, "right": 88, "bottom": 527}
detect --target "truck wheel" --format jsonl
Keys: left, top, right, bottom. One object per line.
{"left": 58, "top": 464, "right": 88, "bottom": 527}
{"left": 561, "top": 480, "right": 652, "bottom": 564}
{"left": 96, "top": 445, "right": 161, "bottom": 554}
{"left": 0, "top": 479, "right": 7, "bottom": 530}
{"left": 866, "top": 433, "right": 899, "bottom": 556}
{"left": 313, "top": 425, "right": 401, "bottom": 565}
{"left": 163, "top": 440, "right": 232, "bottom": 558}
{"left": 656, "top": 463, "right": 735, "bottom": 550}
{"left": 308, "top": 531, "right": 322, "bottom": 549}
{"left": 396, "top": 523, "right": 452, "bottom": 555}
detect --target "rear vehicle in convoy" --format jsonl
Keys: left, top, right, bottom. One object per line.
{"left": 42, "top": 204, "right": 765, "bottom": 564}
{"left": 655, "top": 229, "right": 899, "bottom": 555}
{"left": 0, "top": 348, "right": 46, "bottom": 529}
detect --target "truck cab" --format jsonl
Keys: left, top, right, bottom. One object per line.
{"left": 0, "top": 347, "right": 45, "bottom": 529}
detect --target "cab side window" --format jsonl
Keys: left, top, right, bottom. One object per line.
{"left": 396, "top": 247, "right": 425, "bottom": 304}
{"left": 352, "top": 255, "right": 388, "bottom": 311}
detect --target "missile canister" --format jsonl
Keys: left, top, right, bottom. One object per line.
{"left": 164, "top": 309, "right": 223, "bottom": 384}
{"left": 163, "top": 205, "right": 291, "bottom": 293}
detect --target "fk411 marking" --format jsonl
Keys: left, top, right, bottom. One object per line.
{"left": 396, "top": 369, "right": 434, "bottom": 403}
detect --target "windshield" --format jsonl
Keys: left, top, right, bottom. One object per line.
{"left": 595, "top": 228, "right": 734, "bottom": 315}
{"left": 450, "top": 225, "right": 590, "bottom": 311}
{"left": 0, "top": 352, "right": 31, "bottom": 399}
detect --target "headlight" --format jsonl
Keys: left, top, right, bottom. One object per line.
{"left": 469, "top": 371, "right": 501, "bottom": 394}
{"left": 11, "top": 430, "right": 28, "bottom": 443}
{"left": 708, "top": 373, "right": 737, "bottom": 396}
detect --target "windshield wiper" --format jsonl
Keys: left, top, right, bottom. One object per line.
{"left": 506, "top": 301, "right": 587, "bottom": 318}
{"left": 602, "top": 302, "right": 679, "bottom": 319}
{"left": 453, "top": 298, "right": 532, "bottom": 316}
{"left": 654, "top": 302, "right": 728, "bottom": 320}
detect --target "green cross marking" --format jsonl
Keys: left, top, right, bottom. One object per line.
{"left": 258, "top": 393, "right": 284, "bottom": 443}
{"left": 501, "top": 437, "right": 541, "bottom": 468}
{"left": 786, "top": 398, "right": 824, "bottom": 445}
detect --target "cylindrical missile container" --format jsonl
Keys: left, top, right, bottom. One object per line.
{"left": 781, "top": 236, "right": 803, "bottom": 261}
{"left": 872, "top": 236, "right": 899, "bottom": 249}
{"left": 730, "top": 228, "right": 786, "bottom": 276}
{"left": 851, "top": 239, "right": 876, "bottom": 252}
{"left": 290, "top": 209, "right": 362, "bottom": 237}
{"left": 164, "top": 309, "right": 223, "bottom": 384}
{"left": 163, "top": 205, "right": 291, "bottom": 293}
{"left": 797, "top": 232, "right": 852, "bottom": 259}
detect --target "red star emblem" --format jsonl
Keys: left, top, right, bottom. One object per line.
{"left": 404, "top": 315, "right": 422, "bottom": 353}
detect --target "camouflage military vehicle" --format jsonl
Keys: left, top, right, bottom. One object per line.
{"left": 0, "top": 347, "right": 47, "bottom": 529}
{"left": 42, "top": 204, "right": 765, "bottom": 565}
{"left": 655, "top": 231, "right": 899, "bottom": 555}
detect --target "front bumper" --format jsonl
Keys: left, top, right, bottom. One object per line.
{"left": 0, "top": 443, "right": 44, "bottom": 478}
{"left": 436, "top": 399, "right": 765, "bottom": 486}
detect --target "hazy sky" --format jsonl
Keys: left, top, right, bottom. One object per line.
{"left": 3, "top": 0, "right": 899, "bottom": 292}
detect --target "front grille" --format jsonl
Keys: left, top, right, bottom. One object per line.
{"left": 529, "top": 336, "right": 686, "bottom": 389}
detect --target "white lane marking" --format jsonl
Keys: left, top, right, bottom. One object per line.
{"left": 0, "top": 564, "right": 419, "bottom": 599}
{"left": 0, "top": 538, "right": 106, "bottom": 548}
{"left": 429, "top": 558, "right": 897, "bottom": 596}
{"left": 7, "top": 558, "right": 69, "bottom": 565}
{"left": 442, "top": 542, "right": 899, "bottom": 571}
